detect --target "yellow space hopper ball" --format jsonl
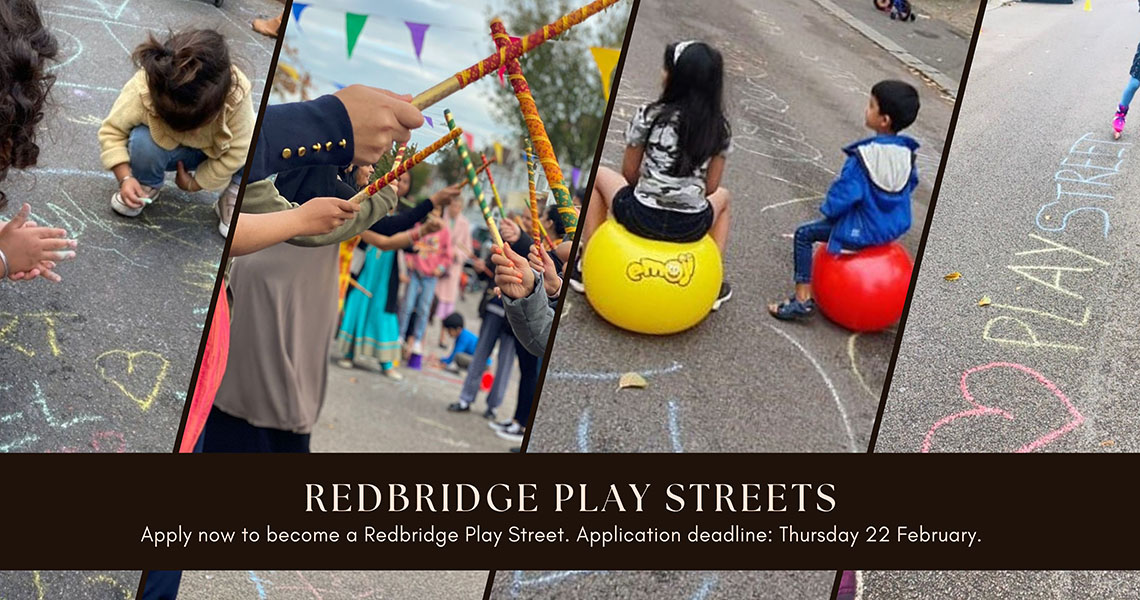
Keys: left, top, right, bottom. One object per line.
{"left": 582, "top": 220, "right": 722, "bottom": 335}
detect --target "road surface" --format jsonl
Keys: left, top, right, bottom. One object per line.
{"left": 177, "top": 570, "right": 487, "bottom": 599}
{"left": 0, "top": 571, "right": 139, "bottom": 600}
{"left": 859, "top": 571, "right": 1140, "bottom": 598}
{"left": 488, "top": 570, "right": 834, "bottom": 599}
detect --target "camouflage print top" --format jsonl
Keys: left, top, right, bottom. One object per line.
{"left": 625, "top": 102, "right": 731, "bottom": 214}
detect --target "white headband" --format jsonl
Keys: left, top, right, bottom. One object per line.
{"left": 673, "top": 40, "right": 698, "bottom": 64}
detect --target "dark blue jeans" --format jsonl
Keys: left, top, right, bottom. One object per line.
{"left": 794, "top": 218, "right": 834, "bottom": 283}
{"left": 140, "top": 571, "right": 181, "bottom": 600}
{"left": 128, "top": 125, "right": 240, "bottom": 188}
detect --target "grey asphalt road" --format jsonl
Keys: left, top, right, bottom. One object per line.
{"left": 528, "top": 0, "right": 955, "bottom": 454}
{"left": 312, "top": 290, "right": 520, "bottom": 452}
{"left": 0, "top": 571, "right": 140, "bottom": 600}
{"left": 0, "top": 0, "right": 277, "bottom": 453}
{"left": 860, "top": 571, "right": 1140, "bottom": 598}
{"left": 177, "top": 570, "right": 487, "bottom": 599}
{"left": 488, "top": 570, "right": 834, "bottom": 599}
{"left": 837, "top": 0, "right": 980, "bottom": 84}
{"left": 875, "top": 0, "right": 1140, "bottom": 453}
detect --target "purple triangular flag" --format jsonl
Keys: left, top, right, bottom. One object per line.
{"left": 571, "top": 167, "right": 581, "bottom": 188}
{"left": 424, "top": 115, "right": 433, "bottom": 128}
{"left": 405, "top": 22, "right": 430, "bottom": 64}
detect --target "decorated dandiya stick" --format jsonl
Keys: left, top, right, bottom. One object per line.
{"left": 480, "top": 153, "right": 508, "bottom": 220}
{"left": 349, "top": 130, "right": 461, "bottom": 205}
{"left": 491, "top": 19, "right": 578, "bottom": 237}
{"left": 444, "top": 109, "right": 504, "bottom": 248}
{"left": 524, "top": 146, "right": 543, "bottom": 250}
{"left": 457, "top": 158, "right": 497, "bottom": 188}
{"left": 411, "top": 0, "right": 622, "bottom": 111}
{"left": 348, "top": 278, "right": 373, "bottom": 298}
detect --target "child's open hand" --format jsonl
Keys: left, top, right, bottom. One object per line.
{"left": 294, "top": 197, "right": 360, "bottom": 236}
{"left": 175, "top": 161, "right": 202, "bottom": 192}
{"left": 118, "top": 177, "right": 147, "bottom": 209}
{"left": 0, "top": 204, "right": 77, "bottom": 283}
{"left": 499, "top": 217, "right": 520, "bottom": 244}
{"left": 529, "top": 244, "right": 561, "bottom": 297}
{"left": 491, "top": 244, "right": 533, "bottom": 300}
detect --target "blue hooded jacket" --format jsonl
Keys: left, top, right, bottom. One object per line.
{"left": 820, "top": 134, "right": 919, "bottom": 254}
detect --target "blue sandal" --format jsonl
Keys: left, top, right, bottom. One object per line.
{"left": 769, "top": 296, "right": 817, "bottom": 321}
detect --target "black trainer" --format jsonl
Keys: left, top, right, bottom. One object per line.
{"left": 447, "top": 401, "right": 471, "bottom": 412}
{"left": 711, "top": 282, "right": 733, "bottom": 311}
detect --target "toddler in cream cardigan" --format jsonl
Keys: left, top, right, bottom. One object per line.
{"left": 98, "top": 29, "right": 254, "bottom": 237}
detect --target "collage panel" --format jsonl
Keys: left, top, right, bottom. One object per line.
{"left": 874, "top": 0, "right": 1137, "bottom": 453}
{"left": 0, "top": 0, "right": 278, "bottom": 453}
{"left": 843, "top": 571, "right": 1140, "bottom": 599}
{"left": 181, "top": 0, "right": 630, "bottom": 454}
{"left": 530, "top": 0, "right": 978, "bottom": 453}
{"left": 141, "top": 571, "right": 487, "bottom": 599}
{"left": 487, "top": 570, "right": 834, "bottom": 599}
{"left": 0, "top": 571, "right": 140, "bottom": 600}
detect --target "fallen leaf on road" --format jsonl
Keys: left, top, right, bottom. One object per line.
{"left": 349, "top": 377, "right": 358, "bottom": 384}
{"left": 944, "top": 272, "right": 961, "bottom": 281}
{"left": 618, "top": 372, "right": 648, "bottom": 390}
{"left": 1102, "top": 440, "right": 1115, "bottom": 447}
{"left": 978, "top": 296, "right": 991, "bottom": 307}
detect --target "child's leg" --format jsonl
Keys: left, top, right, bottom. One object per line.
{"left": 581, "top": 166, "right": 629, "bottom": 247}
{"left": 127, "top": 125, "right": 206, "bottom": 188}
{"left": 411, "top": 276, "right": 438, "bottom": 342}
{"left": 792, "top": 218, "right": 834, "bottom": 300}
{"left": 397, "top": 272, "right": 423, "bottom": 343}
{"left": 1123, "top": 77, "right": 1140, "bottom": 107}
{"left": 485, "top": 317, "right": 517, "bottom": 412}
{"left": 707, "top": 187, "right": 732, "bottom": 253}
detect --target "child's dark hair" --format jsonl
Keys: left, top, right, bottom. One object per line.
{"left": 545, "top": 204, "right": 567, "bottom": 238}
{"left": 133, "top": 29, "right": 233, "bottom": 133}
{"left": 443, "top": 313, "right": 464, "bottom": 330}
{"left": 871, "top": 80, "right": 920, "bottom": 132}
{"left": 0, "top": 0, "right": 58, "bottom": 210}
{"left": 652, "top": 41, "right": 731, "bottom": 177}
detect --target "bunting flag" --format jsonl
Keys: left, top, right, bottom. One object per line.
{"left": 590, "top": 47, "right": 621, "bottom": 101}
{"left": 424, "top": 115, "right": 434, "bottom": 128}
{"left": 571, "top": 166, "right": 581, "bottom": 188}
{"left": 493, "top": 141, "right": 503, "bottom": 166}
{"left": 291, "top": 2, "right": 309, "bottom": 30}
{"left": 345, "top": 13, "right": 368, "bottom": 58}
{"left": 463, "top": 132, "right": 475, "bottom": 151}
{"left": 405, "top": 22, "right": 430, "bottom": 64}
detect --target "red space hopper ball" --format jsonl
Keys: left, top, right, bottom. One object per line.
{"left": 811, "top": 242, "right": 913, "bottom": 332}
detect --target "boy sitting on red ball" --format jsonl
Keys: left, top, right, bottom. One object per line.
{"left": 768, "top": 80, "right": 920, "bottom": 321}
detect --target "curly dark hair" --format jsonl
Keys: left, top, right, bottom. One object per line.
{"left": 0, "top": 0, "right": 59, "bottom": 210}
{"left": 133, "top": 29, "right": 233, "bottom": 133}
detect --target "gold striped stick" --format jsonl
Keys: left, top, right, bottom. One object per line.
{"left": 444, "top": 109, "right": 503, "bottom": 248}
{"left": 349, "top": 129, "right": 461, "bottom": 205}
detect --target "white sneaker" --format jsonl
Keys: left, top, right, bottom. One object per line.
{"left": 494, "top": 421, "right": 525, "bottom": 443}
{"left": 382, "top": 368, "right": 404, "bottom": 381}
{"left": 111, "top": 185, "right": 160, "bottom": 217}
{"left": 216, "top": 181, "right": 239, "bottom": 238}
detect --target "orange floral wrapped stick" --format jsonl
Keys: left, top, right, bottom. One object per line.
{"left": 480, "top": 153, "right": 507, "bottom": 219}
{"left": 411, "top": 0, "right": 623, "bottom": 110}
{"left": 491, "top": 19, "right": 577, "bottom": 237}
{"left": 349, "top": 130, "right": 460, "bottom": 205}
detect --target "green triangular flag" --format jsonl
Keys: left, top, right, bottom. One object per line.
{"left": 346, "top": 13, "right": 368, "bottom": 58}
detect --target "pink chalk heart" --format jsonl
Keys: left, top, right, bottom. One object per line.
{"left": 920, "top": 362, "right": 1083, "bottom": 453}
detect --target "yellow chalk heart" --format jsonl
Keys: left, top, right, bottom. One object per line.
{"left": 95, "top": 350, "right": 169, "bottom": 411}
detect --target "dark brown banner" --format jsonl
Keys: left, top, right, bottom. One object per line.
{"left": 1, "top": 454, "right": 1133, "bottom": 569}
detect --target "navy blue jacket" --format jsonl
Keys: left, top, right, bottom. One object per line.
{"left": 821, "top": 134, "right": 919, "bottom": 253}
{"left": 248, "top": 95, "right": 354, "bottom": 182}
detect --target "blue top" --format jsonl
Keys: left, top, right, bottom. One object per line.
{"left": 441, "top": 329, "right": 479, "bottom": 365}
{"left": 821, "top": 134, "right": 919, "bottom": 254}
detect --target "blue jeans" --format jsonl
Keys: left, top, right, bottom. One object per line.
{"left": 1123, "top": 77, "right": 1140, "bottom": 107}
{"left": 398, "top": 271, "right": 438, "bottom": 342}
{"left": 458, "top": 310, "right": 517, "bottom": 410}
{"left": 128, "top": 125, "right": 240, "bottom": 188}
{"left": 793, "top": 218, "right": 834, "bottom": 283}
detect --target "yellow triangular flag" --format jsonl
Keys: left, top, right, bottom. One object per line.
{"left": 590, "top": 47, "right": 621, "bottom": 101}
{"left": 493, "top": 141, "right": 503, "bottom": 167}
{"left": 1084, "top": 0, "right": 1091, "bottom": 11}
